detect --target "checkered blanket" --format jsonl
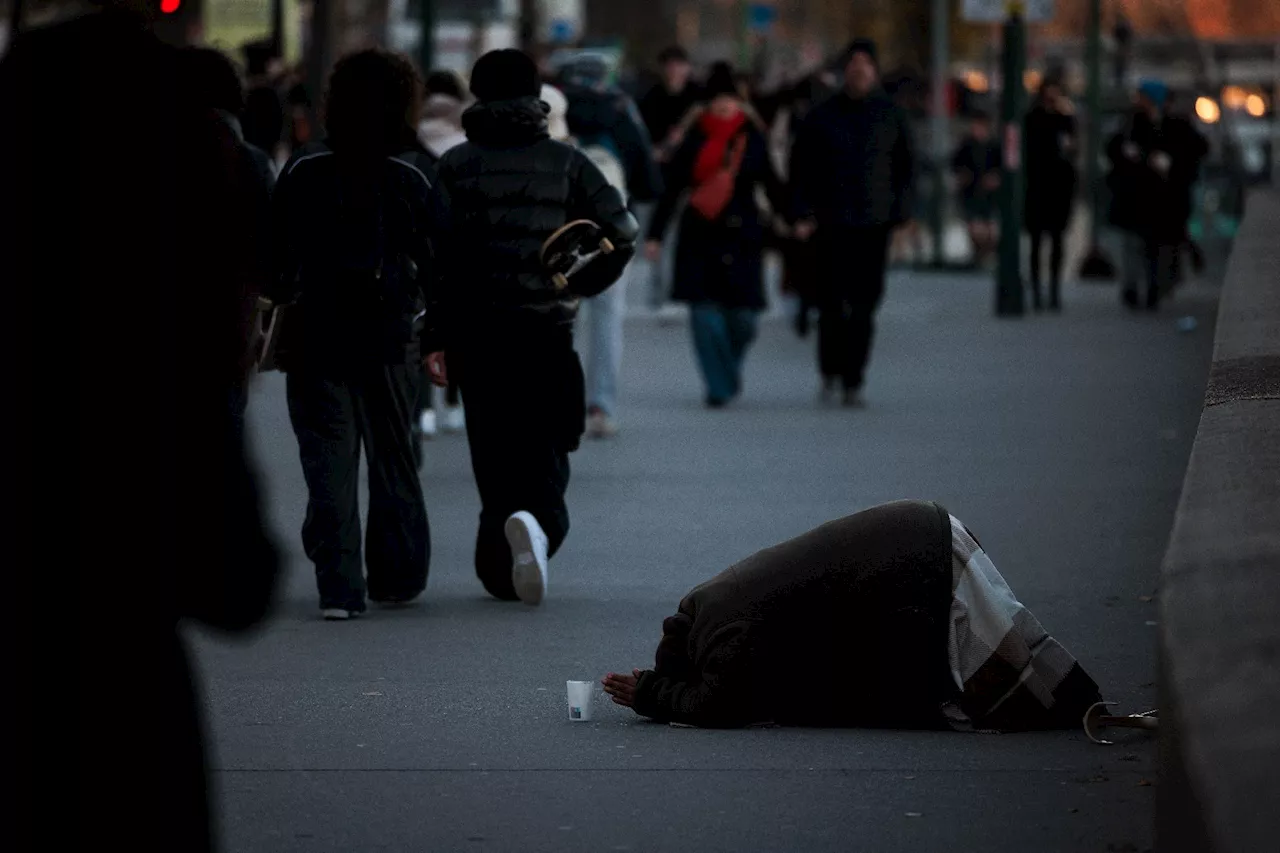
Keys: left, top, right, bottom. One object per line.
{"left": 943, "top": 515, "right": 1101, "bottom": 731}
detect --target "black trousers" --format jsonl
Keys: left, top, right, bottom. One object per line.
{"left": 449, "top": 322, "right": 582, "bottom": 600}
{"left": 286, "top": 365, "right": 429, "bottom": 611}
{"left": 816, "top": 225, "right": 891, "bottom": 391}
{"left": 1028, "top": 228, "right": 1065, "bottom": 307}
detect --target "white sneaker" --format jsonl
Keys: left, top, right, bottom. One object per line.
{"left": 441, "top": 405, "right": 465, "bottom": 433}
{"left": 505, "top": 511, "right": 549, "bottom": 606}
{"left": 322, "top": 608, "right": 359, "bottom": 621}
{"left": 418, "top": 409, "right": 438, "bottom": 437}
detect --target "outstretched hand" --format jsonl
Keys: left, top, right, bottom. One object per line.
{"left": 424, "top": 351, "right": 448, "bottom": 387}
{"left": 602, "top": 670, "right": 643, "bottom": 708}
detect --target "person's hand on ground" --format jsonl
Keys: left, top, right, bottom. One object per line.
{"left": 644, "top": 240, "right": 662, "bottom": 262}
{"left": 793, "top": 219, "right": 817, "bottom": 242}
{"left": 602, "top": 670, "right": 643, "bottom": 708}
{"left": 425, "top": 351, "right": 448, "bottom": 387}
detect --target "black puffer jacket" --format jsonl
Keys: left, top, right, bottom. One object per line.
{"left": 434, "top": 97, "right": 638, "bottom": 337}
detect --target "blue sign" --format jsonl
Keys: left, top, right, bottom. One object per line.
{"left": 548, "top": 19, "right": 577, "bottom": 44}
{"left": 747, "top": 3, "right": 778, "bottom": 33}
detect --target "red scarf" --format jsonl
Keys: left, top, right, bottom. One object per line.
{"left": 693, "top": 109, "right": 748, "bottom": 185}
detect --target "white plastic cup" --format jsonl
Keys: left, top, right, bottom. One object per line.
{"left": 566, "top": 680, "right": 594, "bottom": 722}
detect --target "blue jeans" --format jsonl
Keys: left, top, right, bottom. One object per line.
{"left": 690, "top": 303, "right": 758, "bottom": 405}
{"left": 579, "top": 272, "right": 627, "bottom": 416}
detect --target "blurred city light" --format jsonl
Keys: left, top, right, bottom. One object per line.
{"left": 1221, "top": 85, "right": 1249, "bottom": 110}
{"left": 1244, "top": 93, "right": 1267, "bottom": 117}
{"left": 160, "top": 0, "right": 181, "bottom": 12}
{"left": 1195, "top": 96, "right": 1222, "bottom": 124}
{"left": 963, "top": 70, "right": 990, "bottom": 93}
{"left": 1023, "top": 69, "right": 1042, "bottom": 91}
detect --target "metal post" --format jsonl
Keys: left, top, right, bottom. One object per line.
{"left": 417, "top": 0, "right": 434, "bottom": 72}
{"left": 995, "top": 8, "right": 1025, "bottom": 316}
{"left": 929, "top": 0, "right": 950, "bottom": 268}
{"left": 306, "top": 0, "right": 334, "bottom": 127}
{"left": 1077, "top": 0, "right": 1114, "bottom": 279}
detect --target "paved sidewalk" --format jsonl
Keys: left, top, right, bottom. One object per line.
{"left": 198, "top": 271, "right": 1217, "bottom": 852}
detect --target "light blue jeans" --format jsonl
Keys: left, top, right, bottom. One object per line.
{"left": 580, "top": 272, "right": 627, "bottom": 417}
{"left": 634, "top": 200, "right": 679, "bottom": 308}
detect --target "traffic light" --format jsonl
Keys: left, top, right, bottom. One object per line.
{"left": 161, "top": 0, "right": 181, "bottom": 13}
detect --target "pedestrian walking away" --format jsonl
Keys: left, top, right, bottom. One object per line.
{"left": 1106, "top": 80, "right": 1182, "bottom": 312}
{"left": 269, "top": 49, "right": 449, "bottom": 620}
{"left": 1023, "top": 75, "right": 1078, "bottom": 312}
{"left": 413, "top": 76, "right": 470, "bottom": 445}
{"left": 790, "top": 39, "right": 916, "bottom": 407}
{"left": 951, "top": 110, "right": 1001, "bottom": 269}
{"left": 545, "top": 82, "right": 630, "bottom": 439}
{"left": 431, "top": 49, "right": 637, "bottom": 605}
{"left": 603, "top": 501, "right": 1101, "bottom": 730}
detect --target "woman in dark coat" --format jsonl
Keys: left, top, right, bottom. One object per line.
{"left": 645, "top": 61, "right": 789, "bottom": 407}
{"left": 1023, "top": 78, "right": 1078, "bottom": 311}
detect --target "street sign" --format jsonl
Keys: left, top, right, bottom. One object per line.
{"left": 747, "top": 3, "right": 779, "bottom": 34}
{"left": 961, "top": 0, "right": 1054, "bottom": 23}
{"left": 541, "top": 0, "right": 583, "bottom": 45}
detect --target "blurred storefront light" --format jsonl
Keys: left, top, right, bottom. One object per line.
{"left": 1244, "top": 93, "right": 1267, "bottom": 117}
{"left": 1024, "top": 69, "right": 1042, "bottom": 91}
{"left": 963, "top": 70, "right": 990, "bottom": 93}
{"left": 1196, "top": 96, "right": 1222, "bottom": 124}
{"left": 1222, "top": 85, "right": 1249, "bottom": 110}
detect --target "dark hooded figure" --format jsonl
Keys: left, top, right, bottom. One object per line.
{"left": 431, "top": 49, "right": 638, "bottom": 606}
{"left": 604, "top": 501, "right": 1101, "bottom": 732}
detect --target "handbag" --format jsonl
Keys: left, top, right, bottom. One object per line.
{"left": 688, "top": 133, "right": 747, "bottom": 221}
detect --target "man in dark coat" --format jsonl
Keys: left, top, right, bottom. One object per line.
{"left": 269, "top": 50, "right": 449, "bottom": 619}
{"left": 1106, "top": 80, "right": 1182, "bottom": 310}
{"left": 431, "top": 50, "right": 638, "bottom": 605}
{"left": 1023, "top": 77, "right": 1078, "bottom": 311}
{"left": 556, "top": 54, "right": 663, "bottom": 205}
{"left": 791, "top": 38, "right": 916, "bottom": 407}
{"left": 1, "top": 4, "right": 281, "bottom": 850}
{"left": 603, "top": 501, "right": 1101, "bottom": 731}
{"left": 637, "top": 45, "right": 703, "bottom": 166}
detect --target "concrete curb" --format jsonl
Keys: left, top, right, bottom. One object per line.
{"left": 1157, "top": 189, "right": 1280, "bottom": 853}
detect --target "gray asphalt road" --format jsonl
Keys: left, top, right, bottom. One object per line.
{"left": 195, "top": 272, "right": 1216, "bottom": 852}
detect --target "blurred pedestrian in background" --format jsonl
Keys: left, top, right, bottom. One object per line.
{"left": 1107, "top": 80, "right": 1180, "bottom": 311}
{"left": 951, "top": 109, "right": 1001, "bottom": 269}
{"left": 270, "top": 49, "right": 448, "bottom": 620}
{"left": 645, "top": 61, "right": 789, "bottom": 409}
{"left": 638, "top": 45, "right": 703, "bottom": 310}
{"left": 432, "top": 49, "right": 637, "bottom": 605}
{"left": 544, "top": 82, "right": 630, "bottom": 439}
{"left": 1023, "top": 74, "right": 1078, "bottom": 312}
{"left": 1160, "top": 92, "right": 1210, "bottom": 286}
{"left": 791, "top": 39, "right": 916, "bottom": 407}
{"left": 413, "top": 68, "right": 469, "bottom": 443}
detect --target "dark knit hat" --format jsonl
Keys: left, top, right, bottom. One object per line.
{"left": 841, "top": 38, "right": 879, "bottom": 67}
{"left": 469, "top": 49, "right": 541, "bottom": 102}
{"left": 703, "top": 61, "right": 739, "bottom": 99}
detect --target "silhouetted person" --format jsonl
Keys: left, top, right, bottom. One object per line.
{"left": 951, "top": 110, "right": 1001, "bottom": 267}
{"left": 1023, "top": 77, "right": 1078, "bottom": 312}
{"left": 791, "top": 39, "right": 916, "bottom": 407}
{"left": 431, "top": 49, "right": 637, "bottom": 605}
{"left": 1, "top": 4, "right": 280, "bottom": 851}
{"left": 269, "top": 50, "right": 448, "bottom": 620}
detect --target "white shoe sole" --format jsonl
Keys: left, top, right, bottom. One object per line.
{"left": 505, "top": 513, "right": 548, "bottom": 606}
{"left": 322, "top": 608, "right": 357, "bottom": 621}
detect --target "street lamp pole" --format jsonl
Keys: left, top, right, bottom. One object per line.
{"left": 417, "top": 0, "right": 434, "bottom": 73}
{"left": 930, "top": 0, "right": 950, "bottom": 268}
{"left": 995, "top": 4, "right": 1026, "bottom": 316}
{"left": 1078, "top": 0, "right": 1116, "bottom": 279}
